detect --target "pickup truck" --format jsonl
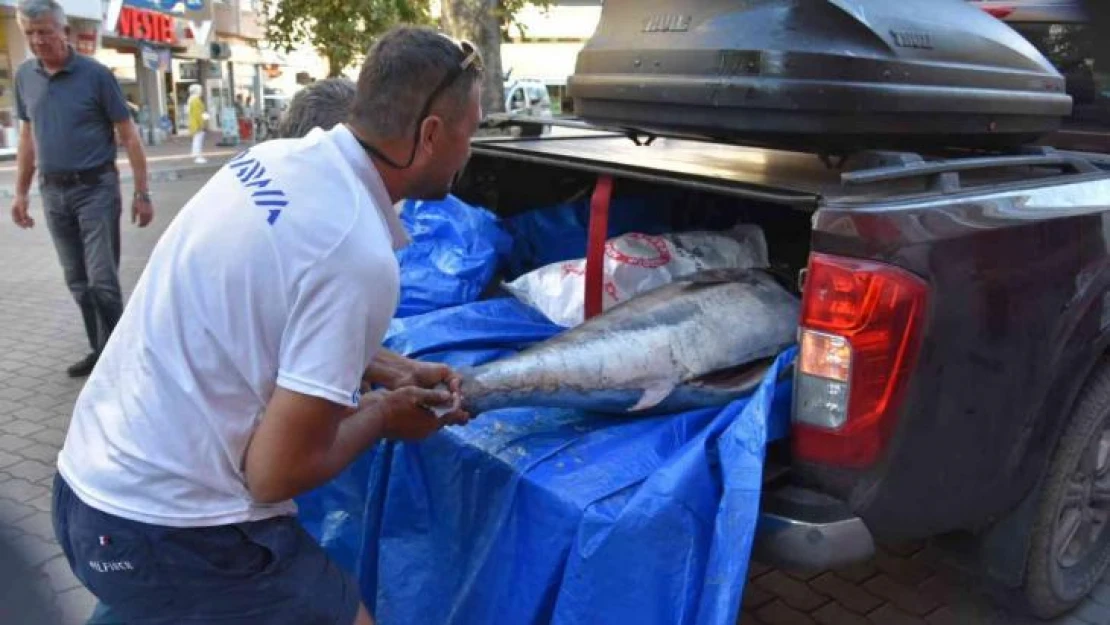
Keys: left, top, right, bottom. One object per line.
{"left": 451, "top": 117, "right": 1110, "bottom": 620}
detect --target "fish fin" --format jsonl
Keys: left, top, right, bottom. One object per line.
{"left": 689, "top": 358, "right": 774, "bottom": 392}
{"left": 628, "top": 380, "right": 677, "bottom": 412}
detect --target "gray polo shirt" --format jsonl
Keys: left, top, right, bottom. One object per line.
{"left": 15, "top": 48, "right": 132, "bottom": 174}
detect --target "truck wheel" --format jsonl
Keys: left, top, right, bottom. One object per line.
{"left": 1025, "top": 361, "right": 1110, "bottom": 619}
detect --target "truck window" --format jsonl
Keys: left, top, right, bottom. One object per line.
{"left": 526, "top": 85, "right": 548, "bottom": 106}
{"left": 509, "top": 87, "right": 526, "bottom": 111}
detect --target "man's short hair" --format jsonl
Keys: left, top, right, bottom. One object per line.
{"left": 278, "top": 77, "right": 356, "bottom": 139}
{"left": 350, "top": 25, "right": 483, "bottom": 141}
{"left": 17, "top": 0, "right": 67, "bottom": 27}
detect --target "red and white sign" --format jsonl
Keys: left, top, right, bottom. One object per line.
{"left": 104, "top": 0, "right": 214, "bottom": 46}
{"left": 115, "top": 7, "right": 177, "bottom": 44}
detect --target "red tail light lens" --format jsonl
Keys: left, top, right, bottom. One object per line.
{"left": 792, "top": 253, "right": 929, "bottom": 468}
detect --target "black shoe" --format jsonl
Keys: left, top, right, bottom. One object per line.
{"left": 66, "top": 353, "right": 98, "bottom": 378}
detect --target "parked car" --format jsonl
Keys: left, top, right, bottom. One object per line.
{"left": 503, "top": 77, "right": 552, "bottom": 136}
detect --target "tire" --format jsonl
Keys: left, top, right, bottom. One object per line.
{"left": 1024, "top": 359, "right": 1110, "bottom": 619}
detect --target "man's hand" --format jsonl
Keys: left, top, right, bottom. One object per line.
{"left": 375, "top": 386, "right": 462, "bottom": 439}
{"left": 131, "top": 192, "right": 153, "bottom": 228}
{"left": 362, "top": 351, "right": 459, "bottom": 392}
{"left": 405, "top": 361, "right": 461, "bottom": 393}
{"left": 11, "top": 195, "right": 32, "bottom": 229}
{"left": 404, "top": 362, "right": 471, "bottom": 424}
{"left": 361, "top": 350, "right": 472, "bottom": 425}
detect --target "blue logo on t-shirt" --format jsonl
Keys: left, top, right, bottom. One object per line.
{"left": 228, "top": 150, "right": 289, "bottom": 225}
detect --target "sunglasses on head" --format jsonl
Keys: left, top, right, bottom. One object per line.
{"left": 356, "top": 35, "right": 482, "bottom": 170}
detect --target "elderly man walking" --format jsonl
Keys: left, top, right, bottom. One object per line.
{"left": 10, "top": 0, "right": 153, "bottom": 378}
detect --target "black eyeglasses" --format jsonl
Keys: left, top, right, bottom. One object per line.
{"left": 356, "top": 35, "right": 482, "bottom": 170}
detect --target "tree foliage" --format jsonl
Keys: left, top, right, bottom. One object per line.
{"left": 441, "top": 0, "right": 552, "bottom": 115}
{"left": 259, "top": 0, "right": 433, "bottom": 77}
{"left": 260, "top": 0, "right": 553, "bottom": 109}
{"left": 499, "top": 0, "right": 553, "bottom": 42}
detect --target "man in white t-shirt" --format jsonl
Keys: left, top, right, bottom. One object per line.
{"left": 51, "top": 25, "right": 484, "bottom": 625}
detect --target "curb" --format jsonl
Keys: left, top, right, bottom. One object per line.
{"left": 0, "top": 161, "right": 227, "bottom": 200}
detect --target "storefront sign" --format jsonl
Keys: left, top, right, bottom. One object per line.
{"left": 116, "top": 7, "right": 177, "bottom": 44}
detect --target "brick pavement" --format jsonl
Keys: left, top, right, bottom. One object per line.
{"left": 2, "top": 163, "right": 1110, "bottom": 624}
{"left": 736, "top": 542, "right": 1110, "bottom": 624}
{"left": 0, "top": 172, "right": 226, "bottom": 623}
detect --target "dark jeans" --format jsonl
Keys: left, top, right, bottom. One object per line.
{"left": 41, "top": 169, "right": 124, "bottom": 354}
{"left": 52, "top": 474, "right": 362, "bottom": 624}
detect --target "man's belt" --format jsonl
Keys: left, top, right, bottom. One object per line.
{"left": 40, "top": 161, "right": 117, "bottom": 187}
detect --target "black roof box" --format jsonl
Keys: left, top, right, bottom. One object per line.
{"left": 567, "top": 0, "right": 1073, "bottom": 152}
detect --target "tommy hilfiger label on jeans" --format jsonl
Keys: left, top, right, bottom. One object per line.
{"left": 88, "top": 560, "right": 135, "bottom": 573}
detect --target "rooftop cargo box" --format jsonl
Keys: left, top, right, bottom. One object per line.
{"left": 566, "top": 0, "right": 1074, "bottom": 152}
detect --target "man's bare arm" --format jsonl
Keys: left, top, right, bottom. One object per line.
{"left": 243, "top": 389, "right": 384, "bottom": 504}
{"left": 15, "top": 122, "right": 35, "bottom": 198}
{"left": 115, "top": 119, "right": 149, "bottom": 194}
{"left": 243, "top": 385, "right": 452, "bottom": 504}
{"left": 10, "top": 122, "right": 36, "bottom": 229}
{"left": 115, "top": 120, "right": 154, "bottom": 227}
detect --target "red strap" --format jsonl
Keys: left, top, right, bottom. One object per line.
{"left": 585, "top": 175, "right": 613, "bottom": 320}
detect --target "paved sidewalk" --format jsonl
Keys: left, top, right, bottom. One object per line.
{"left": 0, "top": 176, "right": 222, "bottom": 623}
{"left": 0, "top": 133, "right": 241, "bottom": 199}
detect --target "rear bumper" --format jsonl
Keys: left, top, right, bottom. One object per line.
{"left": 753, "top": 484, "right": 875, "bottom": 571}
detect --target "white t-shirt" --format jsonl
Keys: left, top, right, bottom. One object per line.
{"left": 57, "top": 124, "right": 410, "bottom": 528}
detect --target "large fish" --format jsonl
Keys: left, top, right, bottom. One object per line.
{"left": 453, "top": 268, "right": 801, "bottom": 416}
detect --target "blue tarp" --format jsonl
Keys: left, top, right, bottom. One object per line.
{"left": 394, "top": 195, "right": 512, "bottom": 317}
{"left": 294, "top": 195, "right": 794, "bottom": 625}
{"left": 500, "top": 194, "right": 676, "bottom": 278}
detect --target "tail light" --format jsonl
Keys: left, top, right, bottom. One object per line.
{"left": 792, "top": 253, "right": 929, "bottom": 468}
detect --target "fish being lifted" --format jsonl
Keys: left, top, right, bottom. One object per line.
{"left": 451, "top": 268, "right": 801, "bottom": 416}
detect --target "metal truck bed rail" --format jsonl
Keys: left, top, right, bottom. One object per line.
{"left": 474, "top": 115, "right": 1110, "bottom": 207}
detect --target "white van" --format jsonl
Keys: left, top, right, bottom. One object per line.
{"left": 504, "top": 78, "right": 553, "bottom": 136}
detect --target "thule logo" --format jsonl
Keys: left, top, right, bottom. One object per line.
{"left": 891, "top": 30, "right": 933, "bottom": 49}
{"left": 643, "top": 14, "right": 691, "bottom": 33}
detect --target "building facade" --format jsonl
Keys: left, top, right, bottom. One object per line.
{"left": 93, "top": 0, "right": 269, "bottom": 144}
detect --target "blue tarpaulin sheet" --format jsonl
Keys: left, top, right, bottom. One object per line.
{"left": 500, "top": 194, "right": 676, "bottom": 278}
{"left": 294, "top": 195, "right": 794, "bottom": 625}
{"left": 395, "top": 195, "right": 512, "bottom": 318}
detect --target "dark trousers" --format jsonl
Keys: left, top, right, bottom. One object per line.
{"left": 51, "top": 474, "right": 362, "bottom": 624}
{"left": 40, "top": 169, "right": 124, "bottom": 355}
